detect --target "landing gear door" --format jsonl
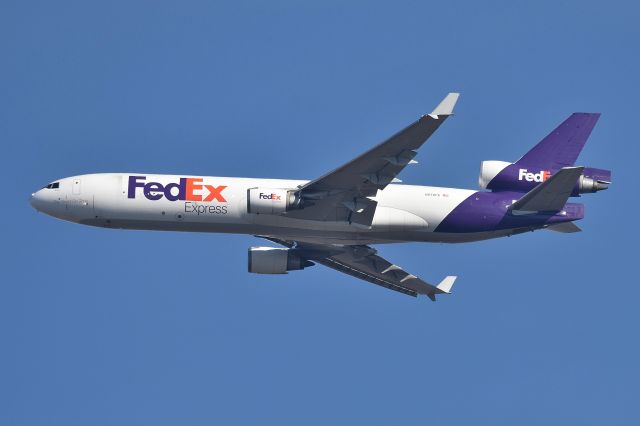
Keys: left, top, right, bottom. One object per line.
{"left": 72, "top": 178, "right": 81, "bottom": 195}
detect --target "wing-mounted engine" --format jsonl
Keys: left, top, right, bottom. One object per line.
{"left": 479, "top": 160, "right": 611, "bottom": 195}
{"left": 247, "top": 188, "right": 301, "bottom": 215}
{"left": 248, "top": 247, "right": 314, "bottom": 274}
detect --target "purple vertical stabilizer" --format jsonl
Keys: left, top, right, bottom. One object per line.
{"left": 516, "top": 113, "right": 601, "bottom": 170}
{"left": 483, "top": 113, "right": 610, "bottom": 194}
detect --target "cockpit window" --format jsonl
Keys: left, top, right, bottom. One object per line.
{"left": 43, "top": 182, "right": 60, "bottom": 189}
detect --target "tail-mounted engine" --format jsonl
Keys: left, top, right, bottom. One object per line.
{"left": 479, "top": 160, "right": 611, "bottom": 195}
{"left": 248, "top": 247, "right": 314, "bottom": 274}
{"left": 247, "top": 188, "right": 301, "bottom": 214}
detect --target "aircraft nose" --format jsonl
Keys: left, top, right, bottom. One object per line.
{"left": 30, "top": 180, "right": 71, "bottom": 220}
{"left": 30, "top": 190, "right": 43, "bottom": 211}
{"left": 30, "top": 188, "right": 57, "bottom": 215}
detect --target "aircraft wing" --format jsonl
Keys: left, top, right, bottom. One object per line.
{"left": 261, "top": 237, "right": 456, "bottom": 300}
{"left": 286, "top": 93, "right": 460, "bottom": 227}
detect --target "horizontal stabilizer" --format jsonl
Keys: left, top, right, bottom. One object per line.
{"left": 546, "top": 222, "right": 582, "bottom": 233}
{"left": 510, "top": 166, "right": 584, "bottom": 213}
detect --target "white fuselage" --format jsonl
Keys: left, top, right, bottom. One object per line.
{"left": 30, "top": 173, "right": 520, "bottom": 245}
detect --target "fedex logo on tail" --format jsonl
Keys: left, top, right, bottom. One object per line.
{"left": 518, "top": 169, "right": 551, "bottom": 183}
{"left": 128, "top": 176, "right": 227, "bottom": 202}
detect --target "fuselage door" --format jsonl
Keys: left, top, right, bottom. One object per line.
{"left": 72, "top": 178, "right": 81, "bottom": 195}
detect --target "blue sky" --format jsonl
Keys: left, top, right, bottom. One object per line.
{"left": 1, "top": 1, "right": 638, "bottom": 424}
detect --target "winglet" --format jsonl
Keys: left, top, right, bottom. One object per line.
{"left": 427, "top": 275, "right": 457, "bottom": 301}
{"left": 437, "top": 276, "right": 456, "bottom": 294}
{"left": 430, "top": 92, "right": 460, "bottom": 117}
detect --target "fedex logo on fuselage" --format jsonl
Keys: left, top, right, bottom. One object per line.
{"left": 128, "top": 176, "right": 227, "bottom": 202}
{"left": 518, "top": 169, "right": 551, "bottom": 183}
{"left": 259, "top": 192, "right": 281, "bottom": 201}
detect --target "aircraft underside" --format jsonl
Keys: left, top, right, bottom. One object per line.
{"left": 79, "top": 216, "right": 532, "bottom": 245}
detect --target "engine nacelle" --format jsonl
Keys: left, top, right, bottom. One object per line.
{"left": 479, "top": 160, "right": 611, "bottom": 195}
{"left": 479, "top": 160, "right": 512, "bottom": 189}
{"left": 248, "top": 247, "right": 313, "bottom": 274}
{"left": 247, "top": 188, "right": 300, "bottom": 214}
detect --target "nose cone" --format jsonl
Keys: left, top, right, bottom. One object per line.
{"left": 30, "top": 190, "right": 44, "bottom": 211}
{"left": 29, "top": 186, "right": 64, "bottom": 219}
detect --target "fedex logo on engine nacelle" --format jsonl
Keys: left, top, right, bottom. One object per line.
{"left": 259, "top": 192, "right": 281, "bottom": 201}
{"left": 518, "top": 169, "right": 551, "bottom": 183}
{"left": 128, "top": 176, "right": 227, "bottom": 202}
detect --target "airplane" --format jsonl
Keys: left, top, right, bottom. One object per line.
{"left": 29, "top": 93, "right": 611, "bottom": 300}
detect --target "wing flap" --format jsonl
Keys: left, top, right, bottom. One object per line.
{"left": 316, "top": 257, "right": 419, "bottom": 297}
